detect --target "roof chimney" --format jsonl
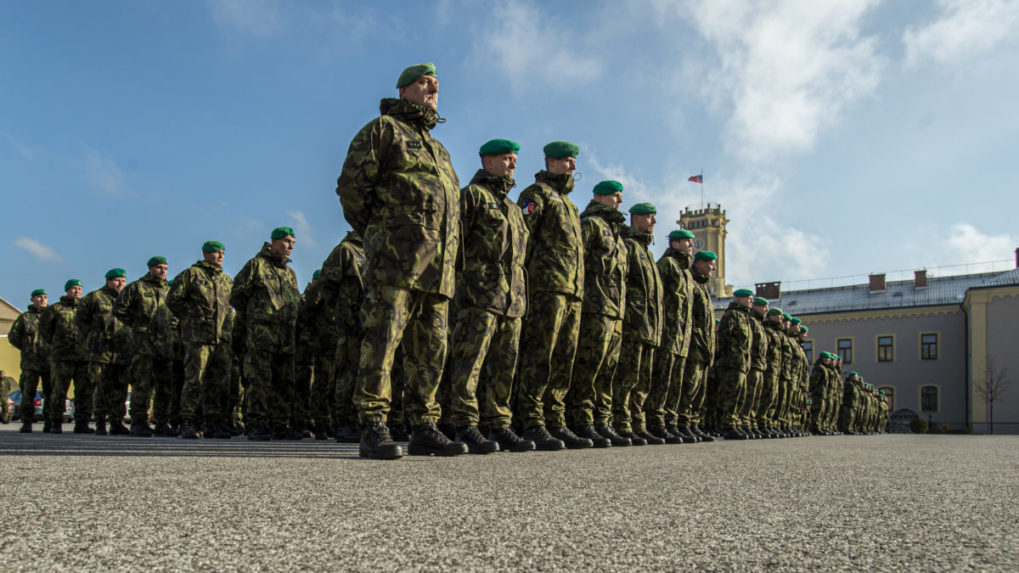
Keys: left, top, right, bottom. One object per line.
{"left": 755, "top": 281, "right": 781, "bottom": 300}
{"left": 914, "top": 270, "right": 928, "bottom": 288}
{"left": 869, "top": 273, "right": 886, "bottom": 293}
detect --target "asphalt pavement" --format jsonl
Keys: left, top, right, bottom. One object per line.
{"left": 1, "top": 425, "right": 1016, "bottom": 572}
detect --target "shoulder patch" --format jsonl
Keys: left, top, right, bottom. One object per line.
{"left": 407, "top": 140, "right": 423, "bottom": 150}
{"left": 522, "top": 200, "right": 537, "bottom": 215}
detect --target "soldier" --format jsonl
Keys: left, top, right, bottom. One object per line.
{"left": 446, "top": 139, "right": 534, "bottom": 454}
{"left": 565, "top": 180, "right": 630, "bottom": 448}
{"left": 647, "top": 229, "right": 697, "bottom": 443}
{"left": 741, "top": 296, "right": 770, "bottom": 438}
{"left": 613, "top": 203, "right": 666, "bottom": 445}
{"left": 301, "top": 269, "right": 336, "bottom": 440}
{"left": 675, "top": 251, "right": 717, "bottom": 441}
{"left": 759, "top": 307, "right": 786, "bottom": 437}
{"left": 336, "top": 63, "right": 467, "bottom": 459}
{"left": 77, "top": 268, "right": 131, "bottom": 435}
{"left": 713, "top": 288, "right": 755, "bottom": 440}
{"left": 513, "top": 141, "right": 587, "bottom": 451}
{"left": 167, "top": 240, "right": 234, "bottom": 439}
{"left": 232, "top": 227, "right": 302, "bottom": 441}
{"left": 293, "top": 274, "right": 317, "bottom": 438}
{"left": 38, "top": 279, "right": 87, "bottom": 434}
{"left": 838, "top": 371, "right": 861, "bottom": 434}
{"left": 150, "top": 284, "right": 182, "bottom": 436}
{"left": 114, "top": 256, "right": 171, "bottom": 437}
{"left": 0, "top": 370, "right": 16, "bottom": 423}
{"left": 809, "top": 352, "right": 834, "bottom": 434}
{"left": 8, "top": 288, "right": 50, "bottom": 433}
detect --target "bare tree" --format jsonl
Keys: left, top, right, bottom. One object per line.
{"left": 974, "top": 358, "right": 1012, "bottom": 434}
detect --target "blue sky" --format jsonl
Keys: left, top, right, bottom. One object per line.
{"left": 2, "top": 0, "right": 1018, "bottom": 306}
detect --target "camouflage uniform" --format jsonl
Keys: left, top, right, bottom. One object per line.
{"left": 151, "top": 307, "right": 183, "bottom": 428}
{"left": 319, "top": 231, "right": 365, "bottom": 430}
{"left": 838, "top": 376, "right": 859, "bottom": 433}
{"left": 646, "top": 247, "right": 694, "bottom": 430}
{"left": 38, "top": 295, "right": 87, "bottom": 426}
{"left": 514, "top": 170, "right": 584, "bottom": 430}
{"left": 78, "top": 285, "right": 132, "bottom": 427}
{"left": 300, "top": 277, "right": 337, "bottom": 433}
{"left": 566, "top": 200, "right": 627, "bottom": 428}
{"left": 114, "top": 271, "right": 171, "bottom": 425}
{"left": 448, "top": 169, "right": 527, "bottom": 429}
{"left": 293, "top": 282, "right": 316, "bottom": 431}
{"left": 167, "top": 259, "right": 233, "bottom": 429}
{"left": 676, "top": 272, "right": 715, "bottom": 428}
{"left": 232, "top": 243, "right": 301, "bottom": 432}
{"left": 713, "top": 301, "right": 754, "bottom": 431}
{"left": 8, "top": 304, "right": 50, "bottom": 424}
{"left": 613, "top": 228, "right": 663, "bottom": 433}
{"left": 759, "top": 318, "right": 785, "bottom": 432}
{"left": 740, "top": 311, "right": 768, "bottom": 431}
{"left": 336, "top": 97, "right": 460, "bottom": 427}
{"left": 0, "top": 375, "right": 17, "bottom": 422}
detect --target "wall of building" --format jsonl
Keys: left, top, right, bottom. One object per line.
{"left": 971, "top": 289, "right": 1019, "bottom": 434}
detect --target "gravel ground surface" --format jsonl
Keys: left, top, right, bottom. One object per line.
{"left": 1, "top": 425, "right": 1016, "bottom": 572}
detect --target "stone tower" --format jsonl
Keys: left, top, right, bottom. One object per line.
{"left": 678, "top": 203, "right": 732, "bottom": 297}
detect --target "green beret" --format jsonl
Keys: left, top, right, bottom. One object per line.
{"left": 147, "top": 256, "right": 167, "bottom": 267}
{"left": 479, "top": 139, "right": 520, "bottom": 156}
{"left": 593, "top": 180, "right": 623, "bottom": 195}
{"left": 799, "top": 325, "right": 809, "bottom": 333}
{"left": 543, "top": 141, "right": 579, "bottom": 159}
{"left": 668, "top": 229, "right": 696, "bottom": 240}
{"left": 202, "top": 240, "right": 225, "bottom": 253}
{"left": 64, "top": 279, "right": 82, "bottom": 291}
{"left": 105, "top": 268, "right": 127, "bottom": 280}
{"left": 790, "top": 317, "right": 802, "bottom": 325}
{"left": 629, "top": 202, "right": 656, "bottom": 215}
{"left": 167, "top": 278, "right": 174, "bottom": 286}
{"left": 848, "top": 371, "right": 858, "bottom": 378}
{"left": 714, "top": 318, "right": 721, "bottom": 323}
{"left": 271, "top": 226, "right": 295, "bottom": 240}
{"left": 31, "top": 288, "right": 46, "bottom": 297}
{"left": 396, "top": 62, "right": 436, "bottom": 89}
{"left": 752, "top": 297, "right": 769, "bottom": 306}
{"left": 767, "top": 308, "right": 783, "bottom": 316}
{"left": 694, "top": 250, "right": 718, "bottom": 261}
{"left": 733, "top": 288, "right": 754, "bottom": 298}
{"left": 782, "top": 312, "right": 792, "bottom": 321}
{"left": 313, "top": 269, "right": 322, "bottom": 280}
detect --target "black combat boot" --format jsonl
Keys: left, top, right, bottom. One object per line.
{"left": 313, "top": 422, "right": 328, "bottom": 440}
{"left": 203, "top": 422, "right": 217, "bottom": 439}
{"left": 272, "top": 426, "right": 303, "bottom": 440}
{"left": 247, "top": 425, "right": 271, "bottom": 441}
{"left": 408, "top": 423, "right": 468, "bottom": 457}
{"left": 691, "top": 425, "right": 715, "bottom": 442}
{"left": 50, "top": 421, "right": 62, "bottom": 434}
{"left": 648, "top": 426, "right": 683, "bottom": 444}
{"left": 548, "top": 426, "right": 594, "bottom": 449}
{"left": 521, "top": 425, "right": 566, "bottom": 451}
{"left": 213, "top": 422, "right": 232, "bottom": 439}
{"left": 572, "top": 425, "right": 611, "bottom": 448}
{"left": 109, "top": 420, "right": 130, "bottom": 435}
{"left": 130, "top": 421, "right": 153, "bottom": 437}
{"left": 73, "top": 420, "right": 94, "bottom": 434}
{"left": 359, "top": 422, "right": 404, "bottom": 460}
{"left": 388, "top": 424, "right": 410, "bottom": 442}
{"left": 636, "top": 429, "right": 665, "bottom": 445}
{"left": 179, "top": 419, "right": 199, "bottom": 439}
{"left": 94, "top": 420, "right": 108, "bottom": 436}
{"left": 19, "top": 421, "right": 32, "bottom": 433}
{"left": 618, "top": 430, "right": 647, "bottom": 446}
{"left": 596, "top": 425, "right": 632, "bottom": 447}
{"left": 153, "top": 421, "right": 174, "bottom": 437}
{"left": 334, "top": 423, "right": 362, "bottom": 444}
{"left": 722, "top": 427, "right": 748, "bottom": 440}
{"left": 454, "top": 425, "right": 500, "bottom": 454}
{"left": 42, "top": 421, "right": 52, "bottom": 433}
{"left": 488, "top": 427, "right": 536, "bottom": 452}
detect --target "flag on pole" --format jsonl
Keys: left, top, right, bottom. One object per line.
{"left": 688, "top": 174, "right": 703, "bottom": 183}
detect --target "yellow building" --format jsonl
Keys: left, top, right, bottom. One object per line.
{"left": 678, "top": 204, "right": 732, "bottom": 297}
{"left": 1, "top": 296, "right": 23, "bottom": 381}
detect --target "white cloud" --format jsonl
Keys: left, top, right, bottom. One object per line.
{"left": 83, "top": 147, "right": 127, "bottom": 196}
{"left": 208, "top": 0, "right": 282, "bottom": 37}
{"left": 13, "top": 237, "right": 63, "bottom": 262}
{"left": 3, "top": 132, "right": 38, "bottom": 160}
{"left": 666, "top": 0, "right": 883, "bottom": 163}
{"left": 288, "top": 210, "right": 317, "bottom": 248}
{"left": 904, "top": 0, "right": 1019, "bottom": 68}
{"left": 936, "top": 223, "right": 1017, "bottom": 273}
{"left": 469, "top": 2, "right": 603, "bottom": 92}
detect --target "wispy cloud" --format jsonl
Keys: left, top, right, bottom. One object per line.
{"left": 903, "top": 0, "right": 1019, "bottom": 68}
{"left": 3, "top": 132, "right": 39, "bottom": 160}
{"left": 14, "top": 237, "right": 63, "bottom": 262}
{"left": 938, "top": 223, "right": 1017, "bottom": 272}
{"left": 288, "top": 210, "right": 316, "bottom": 248}
{"left": 83, "top": 147, "right": 128, "bottom": 196}
{"left": 207, "top": 0, "right": 282, "bottom": 37}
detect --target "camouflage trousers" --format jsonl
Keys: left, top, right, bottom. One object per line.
{"left": 244, "top": 349, "right": 295, "bottom": 431}
{"left": 646, "top": 350, "right": 686, "bottom": 429}
{"left": 49, "top": 360, "right": 89, "bottom": 425}
{"left": 91, "top": 361, "right": 130, "bottom": 423}
{"left": 18, "top": 367, "right": 50, "bottom": 424}
{"left": 613, "top": 337, "right": 655, "bottom": 433}
{"left": 153, "top": 358, "right": 184, "bottom": 425}
{"left": 354, "top": 286, "right": 449, "bottom": 426}
{"left": 714, "top": 366, "right": 748, "bottom": 430}
{"left": 566, "top": 314, "right": 622, "bottom": 428}
{"left": 676, "top": 359, "right": 710, "bottom": 427}
{"left": 810, "top": 383, "right": 827, "bottom": 431}
{"left": 310, "top": 346, "right": 336, "bottom": 429}
{"left": 514, "top": 292, "right": 582, "bottom": 430}
{"left": 449, "top": 307, "right": 521, "bottom": 429}
{"left": 772, "top": 376, "right": 792, "bottom": 428}
{"left": 293, "top": 346, "right": 313, "bottom": 430}
{"left": 756, "top": 368, "right": 780, "bottom": 429}
{"left": 333, "top": 332, "right": 362, "bottom": 427}
{"left": 825, "top": 385, "right": 842, "bottom": 429}
{"left": 838, "top": 404, "right": 855, "bottom": 433}
{"left": 127, "top": 355, "right": 171, "bottom": 424}
{"left": 181, "top": 343, "right": 231, "bottom": 425}
{"left": 739, "top": 368, "right": 766, "bottom": 430}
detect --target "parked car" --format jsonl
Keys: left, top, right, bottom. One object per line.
{"left": 6, "top": 390, "right": 72, "bottom": 422}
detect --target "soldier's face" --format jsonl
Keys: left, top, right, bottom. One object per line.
{"left": 631, "top": 213, "right": 656, "bottom": 233}
{"left": 399, "top": 74, "right": 439, "bottom": 110}
{"left": 546, "top": 156, "right": 576, "bottom": 175}
{"left": 767, "top": 314, "right": 782, "bottom": 324}
{"left": 150, "top": 264, "right": 168, "bottom": 280}
{"left": 483, "top": 152, "right": 517, "bottom": 178}
{"left": 107, "top": 277, "right": 126, "bottom": 292}
{"left": 735, "top": 296, "right": 752, "bottom": 308}
{"left": 66, "top": 286, "right": 82, "bottom": 298}
{"left": 752, "top": 304, "right": 767, "bottom": 316}
{"left": 670, "top": 238, "right": 694, "bottom": 255}
{"left": 693, "top": 258, "right": 716, "bottom": 276}
{"left": 204, "top": 250, "right": 225, "bottom": 267}
{"left": 593, "top": 191, "right": 622, "bottom": 209}
{"left": 31, "top": 294, "right": 48, "bottom": 307}
{"left": 271, "top": 235, "right": 295, "bottom": 258}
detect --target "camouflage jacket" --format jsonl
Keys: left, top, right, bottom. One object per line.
{"left": 809, "top": 359, "right": 828, "bottom": 395}
{"left": 686, "top": 271, "right": 716, "bottom": 364}
{"left": 579, "top": 200, "right": 627, "bottom": 318}
{"left": 150, "top": 303, "right": 178, "bottom": 360}
{"left": 762, "top": 318, "right": 785, "bottom": 379}
{"left": 456, "top": 169, "right": 528, "bottom": 317}
{"left": 620, "top": 228, "right": 663, "bottom": 344}
{"left": 167, "top": 260, "right": 233, "bottom": 346}
{"left": 320, "top": 231, "right": 366, "bottom": 337}
{"left": 656, "top": 247, "right": 694, "bottom": 357}
{"left": 7, "top": 304, "right": 48, "bottom": 369}
{"left": 231, "top": 243, "right": 301, "bottom": 353}
{"left": 114, "top": 272, "right": 170, "bottom": 356}
{"left": 749, "top": 312, "right": 768, "bottom": 371}
{"left": 715, "top": 301, "right": 753, "bottom": 373}
{"left": 841, "top": 379, "right": 859, "bottom": 408}
{"left": 77, "top": 286, "right": 131, "bottom": 364}
{"left": 297, "top": 278, "right": 335, "bottom": 356}
{"left": 336, "top": 98, "right": 460, "bottom": 298}
{"left": 793, "top": 340, "right": 810, "bottom": 390}
{"left": 39, "top": 295, "right": 85, "bottom": 363}
{"left": 517, "top": 170, "right": 584, "bottom": 300}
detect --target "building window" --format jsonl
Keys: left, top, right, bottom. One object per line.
{"left": 877, "top": 336, "right": 894, "bottom": 362}
{"left": 921, "top": 333, "right": 938, "bottom": 360}
{"left": 837, "top": 338, "right": 853, "bottom": 364}
{"left": 802, "top": 340, "right": 813, "bottom": 363}
{"left": 921, "top": 386, "right": 938, "bottom": 412}
{"left": 879, "top": 386, "right": 895, "bottom": 411}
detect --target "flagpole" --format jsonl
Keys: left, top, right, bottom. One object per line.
{"left": 700, "top": 169, "right": 704, "bottom": 209}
